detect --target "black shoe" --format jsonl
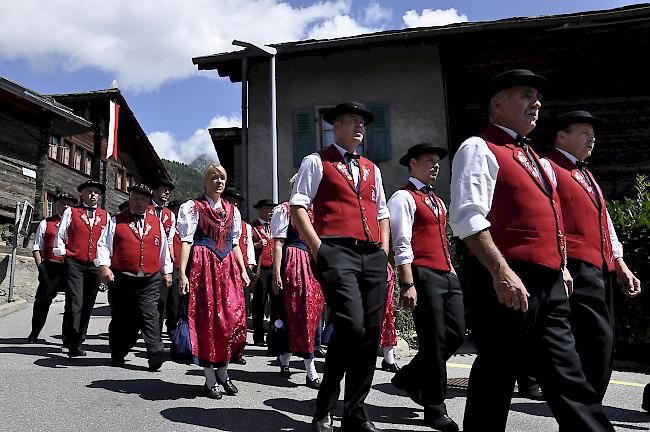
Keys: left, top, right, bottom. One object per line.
{"left": 148, "top": 350, "right": 167, "bottom": 372}
{"left": 314, "top": 348, "right": 326, "bottom": 358}
{"left": 217, "top": 377, "right": 238, "bottom": 395}
{"left": 203, "top": 383, "right": 222, "bottom": 400}
{"left": 642, "top": 383, "right": 649, "bottom": 412}
{"left": 391, "top": 372, "right": 422, "bottom": 405}
{"left": 232, "top": 357, "right": 247, "bottom": 365}
{"left": 68, "top": 347, "right": 87, "bottom": 358}
{"left": 358, "top": 421, "right": 379, "bottom": 431}
{"left": 311, "top": 412, "right": 333, "bottom": 432}
{"left": 381, "top": 359, "right": 400, "bottom": 373}
{"left": 26, "top": 334, "right": 38, "bottom": 344}
{"left": 519, "top": 383, "right": 545, "bottom": 401}
{"left": 110, "top": 357, "right": 125, "bottom": 367}
{"left": 254, "top": 340, "right": 265, "bottom": 347}
{"left": 277, "top": 356, "right": 291, "bottom": 377}
{"left": 306, "top": 376, "right": 321, "bottom": 390}
{"left": 424, "top": 414, "right": 459, "bottom": 432}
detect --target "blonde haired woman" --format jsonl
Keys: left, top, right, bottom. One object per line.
{"left": 177, "top": 164, "right": 250, "bottom": 399}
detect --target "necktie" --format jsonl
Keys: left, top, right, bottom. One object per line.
{"left": 515, "top": 135, "right": 549, "bottom": 192}
{"left": 576, "top": 161, "right": 600, "bottom": 206}
{"left": 86, "top": 207, "right": 95, "bottom": 219}
{"left": 345, "top": 152, "right": 360, "bottom": 188}
{"left": 421, "top": 185, "right": 438, "bottom": 210}
{"left": 134, "top": 214, "right": 144, "bottom": 229}
{"left": 155, "top": 206, "right": 163, "bottom": 218}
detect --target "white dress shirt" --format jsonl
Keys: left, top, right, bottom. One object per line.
{"left": 270, "top": 204, "right": 290, "bottom": 240}
{"left": 95, "top": 214, "right": 173, "bottom": 275}
{"left": 540, "top": 149, "right": 623, "bottom": 258}
{"left": 152, "top": 199, "right": 176, "bottom": 244}
{"left": 388, "top": 177, "right": 446, "bottom": 266}
{"left": 242, "top": 221, "right": 256, "bottom": 266}
{"left": 289, "top": 142, "right": 390, "bottom": 220}
{"left": 176, "top": 195, "right": 242, "bottom": 244}
{"left": 54, "top": 206, "right": 109, "bottom": 256}
{"left": 32, "top": 219, "right": 47, "bottom": 253}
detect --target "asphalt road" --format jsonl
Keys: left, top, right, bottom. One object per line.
{"left": 0, "top": 292, "right": 648, "bottom": 431}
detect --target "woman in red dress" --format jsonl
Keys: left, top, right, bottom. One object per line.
{"left": 270, "top": 176, "right": 324, "bottom": 389}
{"left": 178, "top": 164, "right": 250, "bottom": 399}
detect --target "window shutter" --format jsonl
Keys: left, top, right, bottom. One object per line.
{"left": 292, "top": 107, "right": 316, "bottom": 167}
{"left": 365, "top": 102, "right": 392, "bottom": 162}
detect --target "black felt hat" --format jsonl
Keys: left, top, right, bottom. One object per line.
{"left": 223, "top": 186, "right": 245, "bottom": 202}
{"left": 77, "top": 180, "right": 106, "bottom": 194}
{"left": 323, "top": 102, "right": 375, "bottom": 126}
{"left": 54, "top": 192, "right": 77, "bottom": 203}
{"left": 253, "top": 199, "right": 277, "bottom": 209}
{"left": 150, "top": 177, "right": 175, "bottom": 191}
{"left": 128, "top": 183, "right": 153, "bottom": 197}
{"left": 399, "top": 143, "right": 448, "bottom": 166}
{"left": 117, "top": 200, "right": 130, "bottom": 211}
{"left": 486, "top": 69, "right": 549, "bottom": 102}
{"left": 554, "top": 110, "right": 604, "bottom": 133}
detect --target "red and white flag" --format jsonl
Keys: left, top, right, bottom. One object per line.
{"left": 107, "top": 101, "right": 120, "bottom": 159}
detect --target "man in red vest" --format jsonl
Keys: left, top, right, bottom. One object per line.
{"left": 290, "top": 102, "right": 390, "bottom": 432}
{"left": 388, "top": 143, "right": 464, "bottom": 431}
{"left": 149, "top": 178, "right": 178, "bottom": 338}
{"left": 251, "top": 198, "right": 277, "bottom": 346}
{"left": 450, "top": 70, "right": 614, "bottom": 431}
{"left": 541, "top": 111, "right": 641, "bottom": 400}
{"left": 96, "top": 183, "right": 172, "bottom": 371}
{"left": 55, "top": 180, "right": 109, "bottom": 358}
{"left": 27, "top": 192, "right": 77, "bottom": 343}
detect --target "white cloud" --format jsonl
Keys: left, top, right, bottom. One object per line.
{"left": 0, "top": 0, "right": 382, "bottom": 93}
{"left": 363, "top": 2, "right": 392, "bottom": 24}
{"left": 403, "top": 8, "right": 468, "bottom": 28}
{"left": 148, "top": 113, "right": 241, "bottom": 164}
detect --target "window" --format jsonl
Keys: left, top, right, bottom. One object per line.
{"left": 74, "top": 148, "right": 83, "bottom": 171}
{"left": 44, "top": 193, "right": 57, "bottom": 217}
{"left": 83, "top": 152, "right": 92, "bottom": 175}
{"left": 126, "top": 174, "right": 134, "bottom": 189}
{"left": 116, "top": 168, "right": 124, "bottom": 190}
{"left": 48, "top": 136, "right": 60, "bottom": 160}
{"left": 62, "top": 141, "right": 71, "bottom": 165}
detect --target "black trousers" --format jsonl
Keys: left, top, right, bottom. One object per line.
{"left": 30, "top": 260, "right": 65, "bottom": 338}
{"left": 109, "top": 272, "right": 164, "bottom": 360}
{"left": 158, "top": 267, "right": 180, "bottom": 337}
{"left": 464, "top": 259, "right": 613, "bottom": 432}
{"left": 313, "top": 241, "right": 388, "bottom": 429}
{"left": 397, "top": 267, "right": 465, "bottom": 417}
{"left": 62, "top": 257, "right": 100, "bottom": 349}
{"left": 568, "top": 258, "right": 615, "bottom": 402}
{"left": 252, "top": 266, "right": 273, "bottom": 344}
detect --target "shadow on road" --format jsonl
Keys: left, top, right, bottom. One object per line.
{"left": 510, "top": 402, "right": 650, "bottom": 424}
{"left": 161, "top": 406, "right": 305, "bottom": 431}
{"left": 185, "top": 368, "right": 302, "bottom": 388}
{"left": 88, "top": 378, "right": 201, "bottom": 401}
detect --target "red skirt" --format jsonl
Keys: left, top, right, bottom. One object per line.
{"left": 187, "top": 246, "right": 246, "bottom": 365}
{"left": 380, "top": 264, "right": 397, "bottom": 348}
{"left": 282, "top": 246, "right": 324, "bottom": 355}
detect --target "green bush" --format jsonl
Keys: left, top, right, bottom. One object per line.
{"left": 607, "top": 174, "right": 650, "bottom": 360}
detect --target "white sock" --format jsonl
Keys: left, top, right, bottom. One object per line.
{"left": 216, "top": 365, "right": 229, "bottom": 382}
{"left": 280, "top": 352, "right": 292, "bottom": 367}
{"left": 383, "top": 347, "right": 395, "bottom": 365}
{"left": 204, "top": 366, "right": 217, "bottom": 388}
{"left": 304, "top": 358, "right": 319, "bottom": 380}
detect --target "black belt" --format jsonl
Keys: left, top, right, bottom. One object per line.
{"left": 322, "top": 237, "right": 380, "bottom": 251}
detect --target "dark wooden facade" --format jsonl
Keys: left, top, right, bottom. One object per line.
{"left": 0, "top": 79, "right": 170, "bottom": 224}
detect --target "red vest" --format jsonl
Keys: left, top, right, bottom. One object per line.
{"left": 173, "top": 231, "right": 181, "bottom": 269}
{"left": 65, "top": 206, "right": 109, "bottom": 263}
{"left": 482, "top": 125, "right": 565, "bottom": 270}
{"left": 252, "top": 220, "right": 273, "bottom": 267}
{"left": 546, "top": 149, "right": 615, "bottom": 271}
{"left": 43, "top": 215, "right": 64, "bottom": 262}
{"left": 150, "top": 203, "right": 174, "bottom": 238}
{"left": 111, "top": 210, "right": 162, "bottom": 274}
{"left": 404, "top": 182, "right": 452, "bottom": 271}
{"left": 239, "top": 222, "right": 250, "bottom": 268}
{"left": 312, "top": 145, "right": 381, "bottom": 243}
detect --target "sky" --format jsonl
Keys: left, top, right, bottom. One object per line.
{"left": 0, "top": 0, "right": 640, "bottom": 164}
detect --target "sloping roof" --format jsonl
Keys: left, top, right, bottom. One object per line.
{"left": 0, "top": 76, "right": 92, "bottom": 133}
{"left": 193, "top": 3, "right": 650, "bottom": 82}
{"left": 49, "top": 88, "right": 170, "bottom": 180}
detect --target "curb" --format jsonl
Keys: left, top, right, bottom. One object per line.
{"left": 0, "top": 296, "right": 28, "bottom": 317}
